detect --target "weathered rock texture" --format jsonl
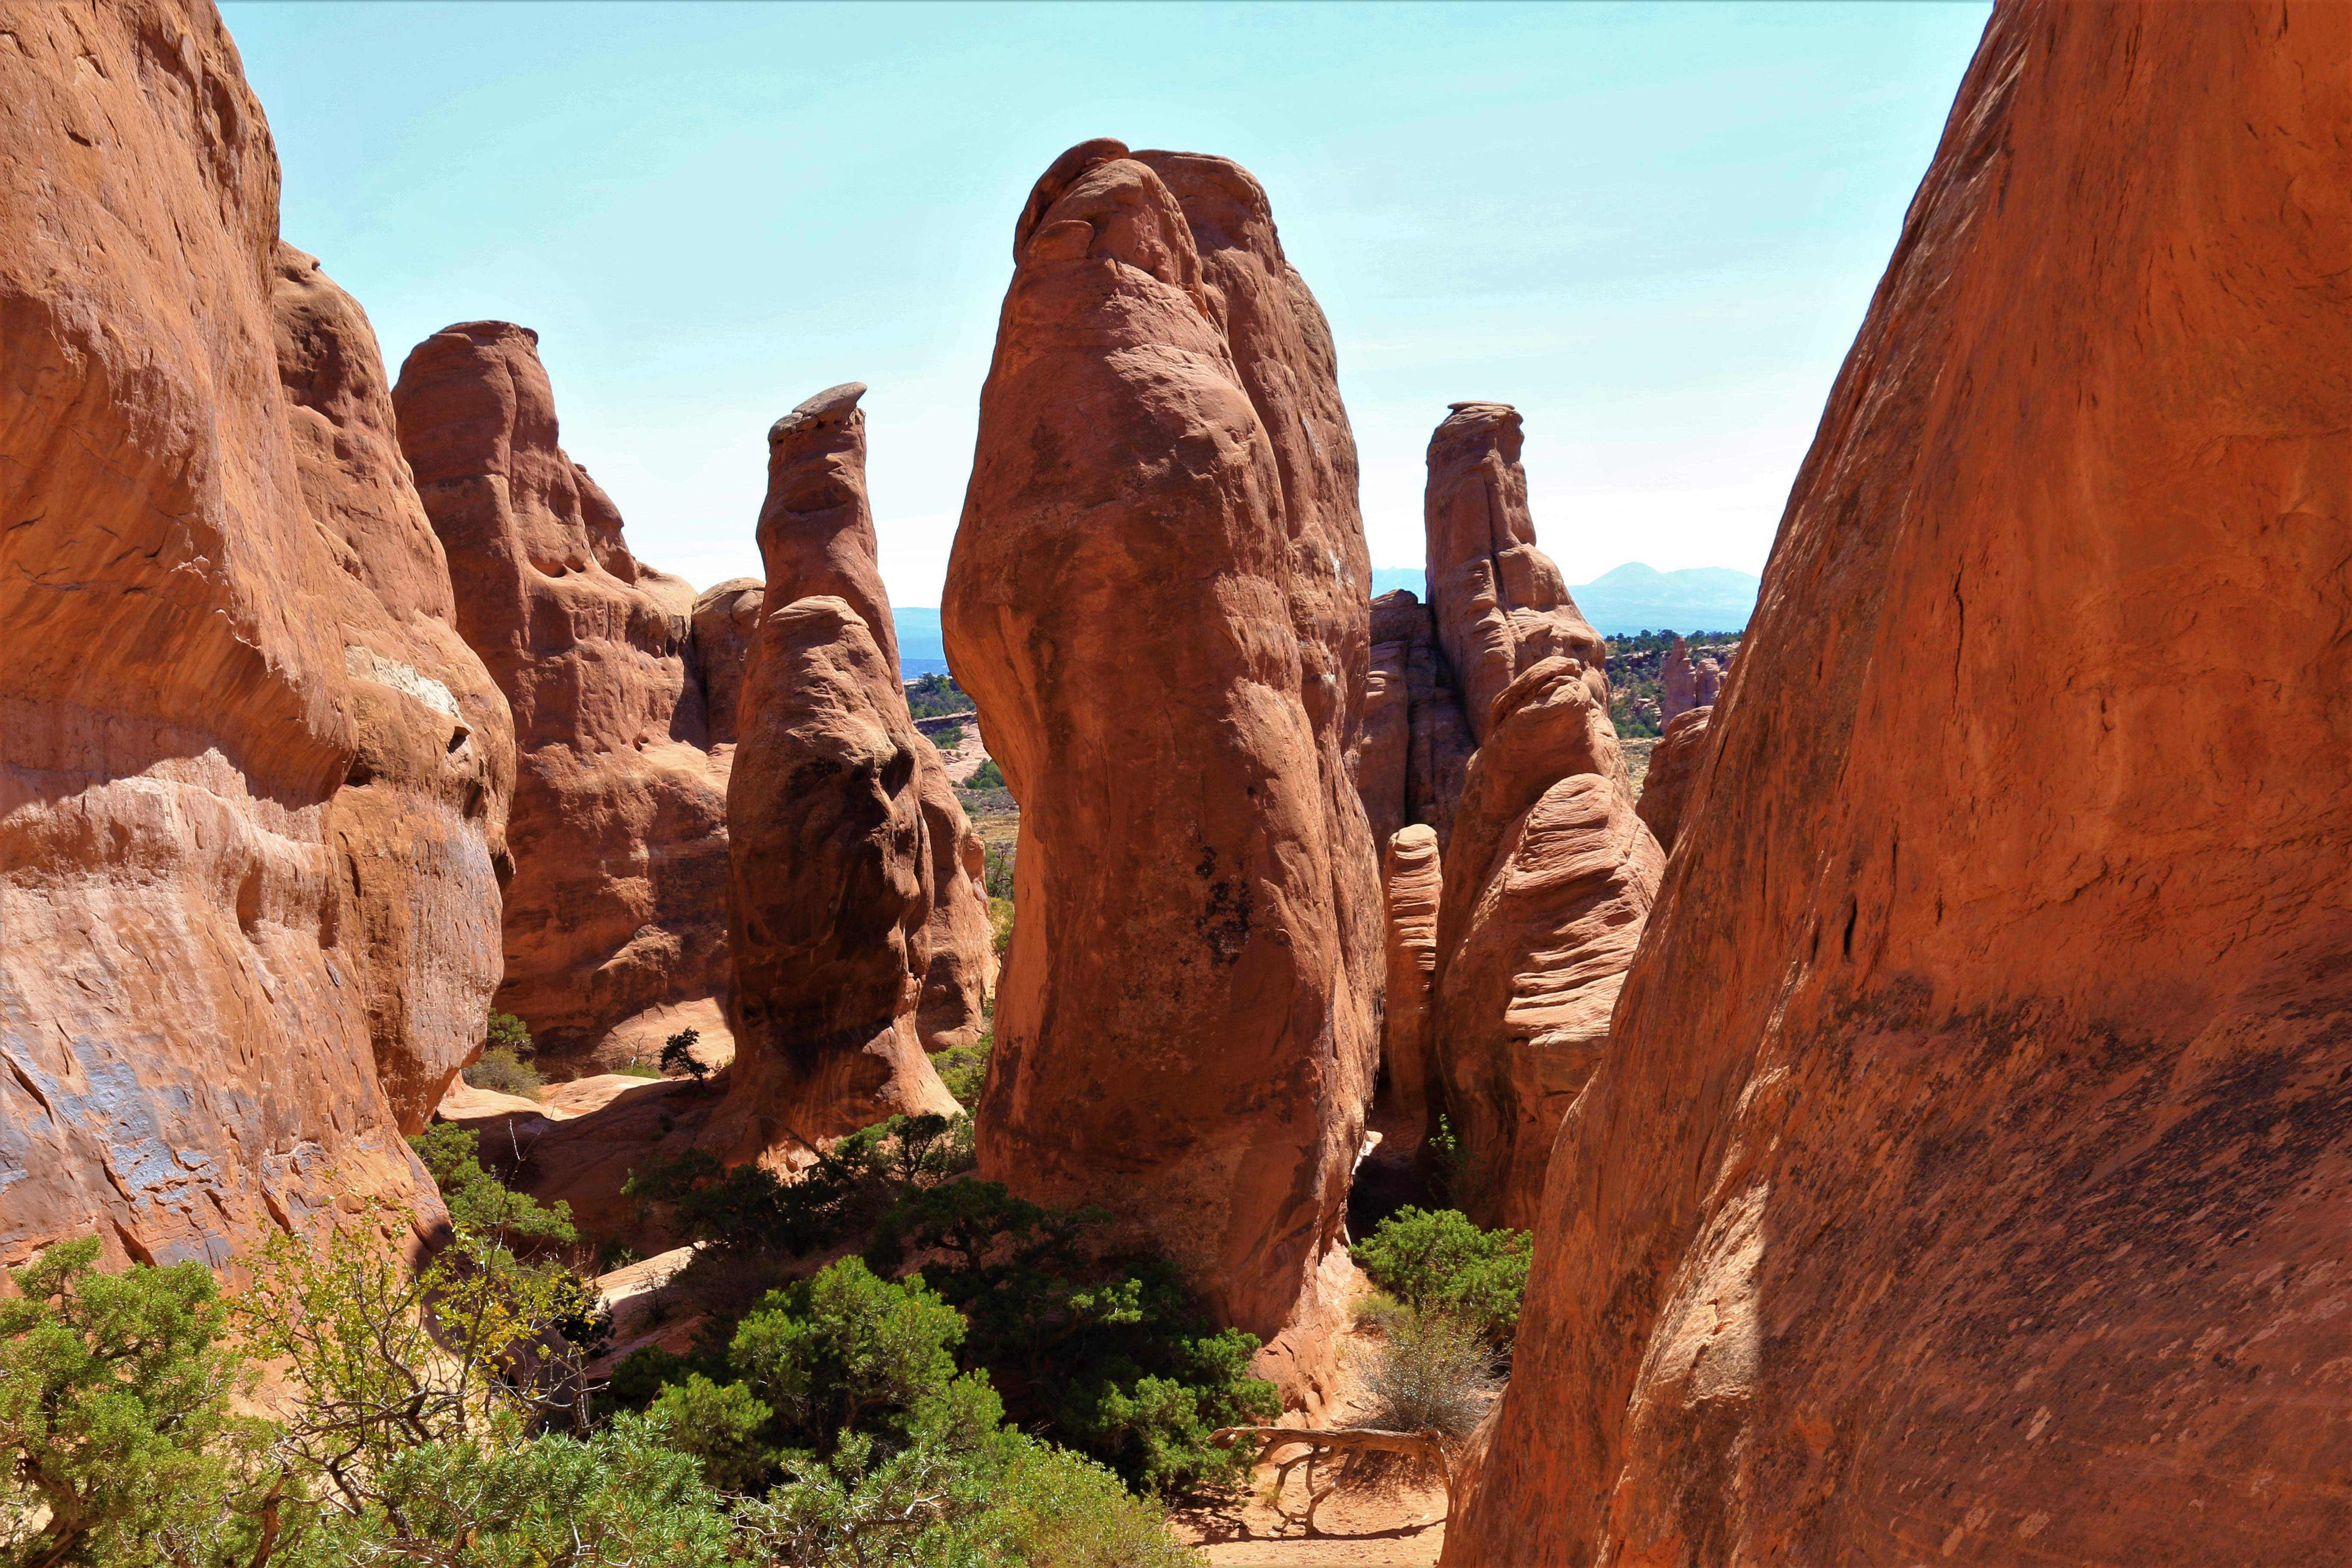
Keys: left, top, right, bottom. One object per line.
{"left": 1448, "top": 4, "right": 2352, "bottom": 1562}
{"left": 748, "top": 382, "right": 995, "bottom": 1057}
{"left": 944, "top": 139, "right": 1381, "bottom": 1382}
{"left": 1657, "top": 634, "right": 1697, "bottom": 727}
{"left": 1378, "top": 825, "right": 1443, "bottom": 1146}
{"left": 688, "top": 578, "right": 763, "bottom": 748}
{"left": 720, "top": 594, "right": 959, "bottom": 1154}
{"left": 393, "top": 322, "right": 732, "bottom": 1070}
{"left": 1633, "top": 704, "right": 1711, "bottom": 854}
{"left": 273, "top": 247, "right": 519, "bottom": 1131}
{"left": 718, "top": 383, "right": 969, "bottom": 1153}
{"left": 0, "top": 0, "right": 512, "bottom": 1265}
{"left": 1693, "top": 654, "right": 1721, "bottom": 709}
{"left": 1359, "top": 588, "right": 1472, "bottom": 855}
{"left": 1425, "top": 403, "right": 1598, "bottom": 742}
{"left": 1432, "top": 658, "right": 1661, "bottom": 1230}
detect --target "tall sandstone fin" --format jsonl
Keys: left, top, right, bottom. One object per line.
{"left": 272, "top": 247, "right": 520, "bottom": 1133}
{"left": 714, "top": 385, "right": 969, "bottom": 1160}
{"left": 944, "top": 140, "right": 1379, "bottom": 1402}
{"left": 393, "top": 321, "right": 732, "bottom": 1071}
{"left": 1447, "top": 3, "right": 2352, "bottom": 1561}
{"left": 1410, "top": 402, "right": 1660, "bottom": 1228}
{"left": 0, "top": 0, "right": 523, "bottom": 1264}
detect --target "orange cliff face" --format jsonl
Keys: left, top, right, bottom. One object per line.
{"left": 392, "top": 321, "right": 733, "bottom": 1072}
{"left": 943, "top": 139, "right": 1381, "bottom": 1404}
{"left": 1446, "top": 3, "right": 2352, "bottom": 1563}
{"left": 0, "top": 0, "right": 518, "bottom": 1264}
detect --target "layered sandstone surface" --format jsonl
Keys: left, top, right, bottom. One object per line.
{"left": 1632, "top": 704, "right": 1712, "bottom": 854}
{"left": 1407, "top": 402, "right": 1656, "bottom": 1228}
{"left": 0, "top": 1, "right": 508, "bottom": 1263}
{"left": 393, "top": 322, "right": 732, "bottom": 1070}
{"left": 1449, "top": 4, "right": 2352, "bottom": 1562}
{"left": 688, "top": 577, "right": 763, "bottom": 748}
{"left": 944, "top": 139, "right": 1380, "bottom": 1381}
{"left": 1378, "top": 825, "right": 1444, "bottom": 1148}
{"left": 1432, "top": 658, "right": 1660, "bottom": 1229}
{"left": 717, "top": 385, "right": 960, "bottom": 1155}
{"left": 1359, "top": 588, "right": 1472, "bottom": 855}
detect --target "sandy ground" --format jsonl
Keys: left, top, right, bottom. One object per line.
{"left": 1175, "top": 1467, "right": 1449, "bottom": 1567}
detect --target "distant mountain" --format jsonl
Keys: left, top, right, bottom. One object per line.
{"left": 1366, "top": 561, "right": 1758, "bottom": 637}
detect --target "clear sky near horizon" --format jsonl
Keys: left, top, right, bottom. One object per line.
{"left": 220, "top": 0, "right": 1991, "bottom": 607}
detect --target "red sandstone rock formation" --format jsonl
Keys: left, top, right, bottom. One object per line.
{"left": 688, "top": 578, "right": 763, "bottom": 748}
{"left": 944, "top": 139, "right": 1379, "bottom": 1392}
{"left": 717, "top": 383, "right": 970, "bottom": 1152}
{"left": 1360, "top": 588, "right": 1473, "bottom": 855}
{"left": 1448, "top": 5, "right": 2352, "bottom": 1561}
{"left": 1634, "top": 704, "right": 1712, "bottom": 854}
{"left": 1378, "top": 825, "right": 1444, "bottom": 1147}
{"left": 0, "top": 1, "right": 515, "bottom": 1264}
{"left": 1693, "top": 653, "right": 1722, "bottom": 709}
{"left": 720, "top": 594, "right": 958, "bottom": 1155}
{"left": 751, "top": 382, "right": 995, "bottom": 1055}
{"left": 1657, "top": 634, "right": 1697, "bottom": 727}
{"left": 1431, "top": 658, "right": 1661, "bottom": 1230}
{"left": 1425, "top": 403, "right": 1596, "bottom": 741}
{"left": 393, "top": 322, "right": 732, "bottom": 1071}
{"left": 273, "top": 247, "right": 520, "bottom": 1131}
{"left": 1360, "top": 598, "right": 1415, "bottom": 854}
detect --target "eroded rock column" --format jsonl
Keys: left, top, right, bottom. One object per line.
{"left": 945, "top": 140, "right": 1379, "bottom": 1391}
{"left": 393, "top": 322, "right": 732, "bottom": 1071}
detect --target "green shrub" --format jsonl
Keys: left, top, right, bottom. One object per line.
{"left": 486, "top": 1009, "right": 535, "bottom": 1056}
{"left": 965, "top": 757, "right": 1005, "bottom": 791}
{"left": 463, "top": 1045, "right": 542, "bottom": 1099}
{"left": 905, "top": 673, "right": 975, "bottom": 721}
{"left": 934, "top": 1035, "right": 991, "bottom": 1106}
{"left": 0, "top": 1238, "right": 280, "bottom": 1568}
{"left": 869, "top": 1181, "right": 1277, "bottom": 1495}
{"left": 1349, "top": 1205, "right": 1530, "bottom": 1342}
{"left": 409, "top": 1122, "right": 577, "bottom": 1252}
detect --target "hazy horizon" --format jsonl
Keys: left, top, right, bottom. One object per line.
{"left": 222, "top": 0, "right": 1991, "bottom": 606}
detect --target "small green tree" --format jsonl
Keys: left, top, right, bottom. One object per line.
{"left": 659, "top": 1027, "right": 710, "bottom": 1082}
{"left": 0, "top": 1238, "right": 285, "bottom": 1568}
{"left": 1349, "top": 1206, "right": 1531, "bottom": 1342}
{"left": 728, "top": 1259, "right": 971, "bottom": 1454}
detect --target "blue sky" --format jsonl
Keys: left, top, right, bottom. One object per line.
{"left": 221, "top": 0, "right": 1990, "bottom": 606}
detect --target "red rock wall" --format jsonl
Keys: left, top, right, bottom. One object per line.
{"left": 688, "top": 577, "right": 763, "bottom": 749}
{"left": 273, "top": 247, "right": 519, "bottom": 1130}
{"left": 0, "top": 0, "right": 506, "bottom": 1265}
{"left": 945, "top": 140, "right": 1378, "bottom": 1383}
{"left": 393, "top": 322, "right": 731, "bottom": 1070}
{"left": 1632, "top": 704, "right": 1711, "bottom": 854}
{"left": 1448, "top": 4, "right": 2352, "bottom": 1561}
{"left": 1431, "top": 658, "right": 1660, "bottom": 1229}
